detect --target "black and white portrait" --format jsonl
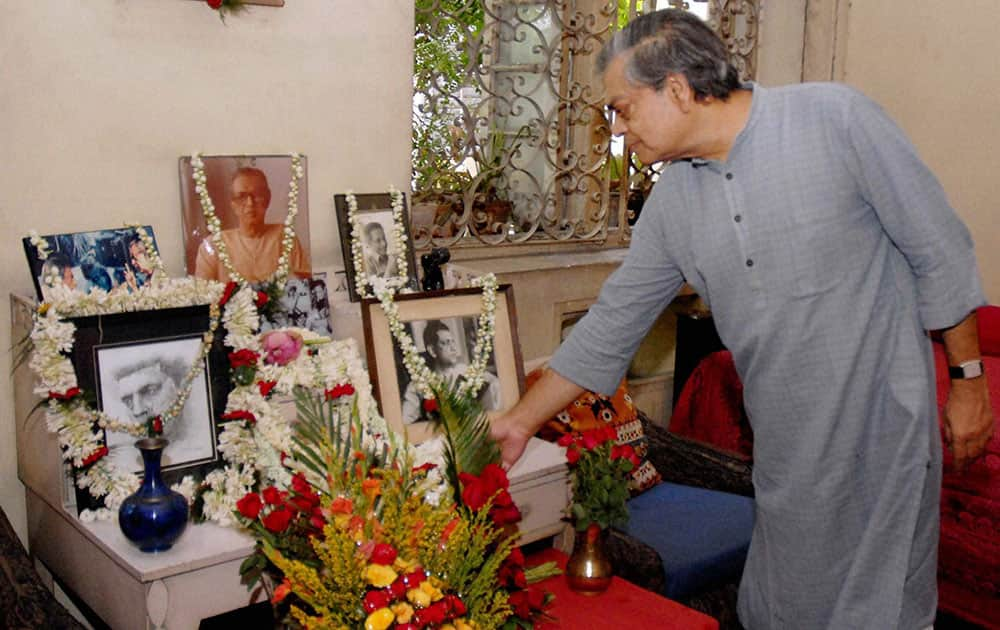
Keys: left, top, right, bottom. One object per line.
{"left": 96, "top": 336, "right": 215, "bottom": 473}
{"left": 396, "top": 316, "right": 501, "bottom": 424}
{"left": 258, "top": 274, "right": 333, "bottom": 336}
{"left": 359, "top": 212, "right": 399, "bottom": 280}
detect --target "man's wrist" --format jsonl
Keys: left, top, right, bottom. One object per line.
{"left": 949, "top": 359, "right": 985, "bottom": 380}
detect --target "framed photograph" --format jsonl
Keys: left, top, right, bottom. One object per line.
{"left": 67, "top": 305, "right": 230, "bottom": 513}
{"left": 334, "top": 192, "right": 419, "bottom": 302}
{"left": 179, "top": 154, "right": 312, "bottom": 284}
{"left": 258, "top": 273, "right": 333, "bottom": 337}
{"left": 361, "top": 285, "right": 524, "bottom": 443}
{"left": 22, "top": 226, "right": 159, "bottom": 302}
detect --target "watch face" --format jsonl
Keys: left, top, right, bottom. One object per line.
{"left": 950, "top": 360, "right": 984, "bottom": 379}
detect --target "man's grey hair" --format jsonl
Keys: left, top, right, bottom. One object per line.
{"left": 113, "top": 355, "right": 189, "bottom": 385}
{"left": 597, "top": 8, "right": 741, "bottom": 100}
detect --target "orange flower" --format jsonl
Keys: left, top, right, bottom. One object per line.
{"left": 362, "top": 478, "right": 381, "bottom": 502}
{"left": 329, "top": 496, "right": 354, "bottom": 514}
{"left": 271, "top": 578, "right": 291, "bottom": 605}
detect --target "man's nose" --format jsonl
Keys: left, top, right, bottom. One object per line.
{"left": 610, "top": 115, "right": 627, "bottom": 137}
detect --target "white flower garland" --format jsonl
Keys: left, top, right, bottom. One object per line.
{"left": 28, "top": 230, "right": 52, "bottom": 261}
{"left": 28, "top": 274, "right": 228, "bottom": 513}
{"left": 376, "top": 273, "right": 499, "bottom": 400}
{"left": 191, "top": 153, "right": 304, "bottom": 287}
{"left": 197, "top": 286, "right": 419, "bottom": 525}
{"left": 346, "top": 186, "right": 409, "bottom": 299}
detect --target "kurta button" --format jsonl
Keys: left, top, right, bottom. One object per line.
{"left": 726, "top": 172, "right": 734, "bottom": 180}
{"left": 734, "top": 214, "right": 742, "bottom": 222}
{"left": 746, "top": 259, "right": 754, "bottom": 267}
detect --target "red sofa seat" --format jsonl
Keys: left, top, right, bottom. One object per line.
{"left": 933, "top": 306, "right": 1000, "bottom": 628}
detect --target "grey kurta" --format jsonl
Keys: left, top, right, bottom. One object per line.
{"left": 550, "top": 83, "right": 985, "bottom": 629}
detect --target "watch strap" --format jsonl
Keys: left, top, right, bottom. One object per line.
{"left": 948, "top": 359, "right": 984, "bottom": 380}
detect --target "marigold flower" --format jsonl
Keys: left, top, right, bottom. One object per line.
{"left": 391, "top": 601, "right": 415, "bottom": 623}
{"left": 362, "top": 478, "right": 381, "bottom": 501}
{"left": 329, "top": 496, "right": 354, "bottom": 514}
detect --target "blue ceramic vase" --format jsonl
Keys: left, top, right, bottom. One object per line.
{"left": 118, "top": 437, "right": 189, "bottom": 552}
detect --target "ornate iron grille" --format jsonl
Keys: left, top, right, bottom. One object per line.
{"left": 411, "top": 0, "right": 758, "bottom": 250}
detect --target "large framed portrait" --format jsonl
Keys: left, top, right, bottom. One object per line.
{"left": 179, "top": 154, "right": 312, "bottom": 284}
{"left": 67, "top": 305, "right": 230, "bottom": 513}
{"left": 334, "top": 192, "right": 419, "bottom": 302}
{"left": 361, "top": 286, "right": 524, "bottom": 443}
{"left": 21, "top": 226, "right": 159, "bottom": 302}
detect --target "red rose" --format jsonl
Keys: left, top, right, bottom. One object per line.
{"left": 414, "top": 601, "right": 448, "bottom": 626}
{"left": 401, "top": 569, "right": 425, "bottom": 589}
{"left": 150, "top": 416, "right": 164, "bottom": 435}
{"left": 236, "top": 492, "right": 263, "bottom": 520}
{"left": 261, "top": 486, "right": 284, "bottom": 505}
{"left": 444, "top": 594, "right": 467, "bottom": 617}
{"left": 221, "top": 410, "right": 257, "bottom": 425}
{"left": 581, "top": 430, "right": 601, "bottom": 450}
{"left": 219, "top": 281, "right": 237, "bottom": 306}
{"left": 556, "top": 433, "right": 575, "bottom": 447}
{"left": 566, "top": 446, "right": 581, "bottom": 465}
{"left": 489, "top": 494, "right": 522, "bottom": 526}
{"left": 262, "top": 507, "right": 293, "bottom": 533}
{"left": 81, "top": 445, "right": 108, "bottom": 467}
{"left": 228, "top": 349, "right": 259, "bottom": 368}
{"left": 388, "top": 577, "right": 407, "bottom": 600}
{"left": 422, "top": 397, "right": 438, "bottom": 413}
{"left": 370, "top": 543, "right": 398, "bottom": 565}
{"left": 48, "top": 387, "right": 81, "bottom": 401}
{"left": 255, "top": 290, "right": 269, "bottom": 308}
{"left": 363, "top": 589, "right": 392, "bottom": 613}
{"left": 258, "top": 380, "right": 277, "bottom": 397}
{"left": 290, "top": 472, "right": 311, "bottom": 494}
{"left": 508, "top": 590, "right": 533, "bottom": 618}
{"left": 458, "top": 471, "right": 491, "bottom": 511}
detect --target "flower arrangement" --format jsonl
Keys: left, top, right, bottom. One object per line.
{"left": 234, "top": 382, "right": 557, "bottom": 629}
{"left": 559, "top": 426, "right": 639, "bottom": 532}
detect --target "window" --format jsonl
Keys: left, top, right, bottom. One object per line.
{"left": 411, "top": 0, "right": 759, "bottom": 252}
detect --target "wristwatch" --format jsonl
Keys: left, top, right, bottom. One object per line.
{"left": 948, "top": 359, "right": 984, "bottom": 380}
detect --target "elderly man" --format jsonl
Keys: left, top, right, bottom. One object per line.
{"left": 491, "top": 9, "right": 993, "bottom": 629}
{"left": 104, "top": 353, "right": 211, "bottom": 472}
{"left": 194, "top": 167, "right": 310, "bottom": 283}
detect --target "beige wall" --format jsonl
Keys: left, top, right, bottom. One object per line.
{"left": 0, "top": 1, "right": 414, "bottom": 545}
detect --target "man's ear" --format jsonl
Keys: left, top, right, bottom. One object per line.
{"left": 665, "top": 73, "right": 695, "bottom": 112}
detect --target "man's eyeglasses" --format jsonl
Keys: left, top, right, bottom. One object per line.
{"left": 232, "top": 192, "right": 268, "bottom": 205}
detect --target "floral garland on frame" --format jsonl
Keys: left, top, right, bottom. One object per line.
{"left": 28, "top": 274, "right": 228, "bottom": 514}
{"left": 346, "top": 186, "right": 409, "bottom": 299}
{"left": 375, "top": 273, "right": 499, "bottom": 402}
{"left": 190, "top": 152, "right": 304, "bottom": 288}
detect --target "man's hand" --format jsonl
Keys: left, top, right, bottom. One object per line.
{"left": 943, "top": 378, "right": 994, "bottom": 471}
{"left": 490, "top": 414, "right": 535, "bottom": 469}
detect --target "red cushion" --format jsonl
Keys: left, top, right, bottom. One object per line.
{"left": 668, "top": 350, "right": 753, "bottom": 460}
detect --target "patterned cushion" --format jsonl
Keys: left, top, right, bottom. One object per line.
{"left": 526, "top": 367, "right": 663, "bottom": 494}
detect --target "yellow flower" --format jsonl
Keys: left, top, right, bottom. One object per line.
{"left": 364, "top": 564, "right": 398, "bottom": 588}
{"left": 391, "top": 601, "right": 414, "bottom": 623}
{"left": 454, "top": 619, "right": 476, "bottom": 630}
{"left": 406, "top": 587, "right": 431, "bottom": 608}
{"left": 420, "top": 579, "right": 444, "bottom": 601}
{"left": 364, "top": 607, "right": 395, "bottom": 630}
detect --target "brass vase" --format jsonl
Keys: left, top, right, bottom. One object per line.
{"left": 565, "top": 523, "right": 613, "bottom": 595}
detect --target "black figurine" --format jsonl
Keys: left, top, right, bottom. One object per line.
{"left": 420, "top": 247, "right": 450, "bottom": 291}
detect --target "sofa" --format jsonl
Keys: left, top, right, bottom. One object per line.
{"left": 665, "top": 306, "right": 1000, "bottom": 629}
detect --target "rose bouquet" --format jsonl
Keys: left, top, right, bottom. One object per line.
{"left": 558, "top": 426, "right": 640, "bottom": 532}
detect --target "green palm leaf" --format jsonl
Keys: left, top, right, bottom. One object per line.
{"left": 427, "top": 379, "right": 501, "bottom": 505}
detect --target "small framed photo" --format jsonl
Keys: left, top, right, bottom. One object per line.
{"left": 258, "top": 273, "right": 333, "bottom": 337}
{"left": 361, "top": 286, "right": 525, "bottom": 443}
{"left": 334, "top": 192, "right": 419, "bottom": 302}
{"left": 22, "top": 226, "right": 159, "bottom": 302}
{"left": 67, "top": 305, "right": 230, "bottom": 513}
{"left": 179, "top": 154, "right": 312, "bottom": 284}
